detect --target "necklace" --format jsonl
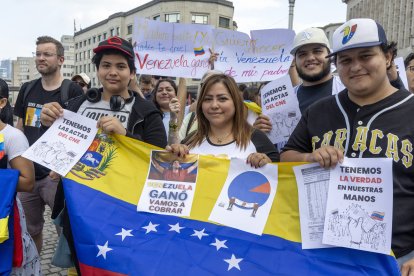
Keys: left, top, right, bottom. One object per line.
{"left": 210, "top": 132, "right": 232, "bottom": 144}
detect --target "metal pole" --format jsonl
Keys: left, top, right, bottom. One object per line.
{"left": 288, "top": 0, "right": 296, "bottom": 30}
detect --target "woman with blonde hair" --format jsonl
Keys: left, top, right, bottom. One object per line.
{"left": 169, "top": 74, "right": 279, "bottom": 167}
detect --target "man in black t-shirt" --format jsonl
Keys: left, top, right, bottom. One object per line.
{"left": 14, "top": 36, "right": 83, "bottom": 253}
{"left": 281, "top": 19, "right": 414, "bottom": 275}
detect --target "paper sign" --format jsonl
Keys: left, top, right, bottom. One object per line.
{"left": 395, "top": 56, "right": 409, "bottom": 90}
{"left": 209, "top": 158, "right": 278, "bottom": 235}
{"left": 23, "top": 110, "right": 98, "bottom": 176}
{"left": 322, "top": 158, "right": 393, "bottom": 254}
{"left": 137, "top": 150, "right": 199, "bottom": 217}
{"left": 293, "top": 163, "right": 332, "bottom": 249}
{"left": 260, "top": 75, "right": 301, "bottom": 144}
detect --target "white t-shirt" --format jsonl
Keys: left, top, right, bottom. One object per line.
{"left": 0, "top": 124, "right": 29, "bottom": 165}
{"left": 77, "top": 98, "right": 135, "bottom": 128}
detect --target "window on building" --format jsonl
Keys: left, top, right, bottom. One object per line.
{"left": 88, "top": 38, "right": 91, "bottom": 45}
{"left": 75, "top": 43, "right": 78, "bottom": 49}
{"left": 110, "top": 28, "right": 114, "bottom": 37}
{"left": 88, "top": 63, "right": 91, "bottom": 73}
{"left": 219, "top": 17, "right": 230, "bottom": 28}
{"left": 153, "top": 15, "right": 160, "bottom": 21}
{"left": 83, "top": 40, "right": 86, "bottom": 47}
{"left": 98, "top": 35, "right": 102, "bottom": 41}
{"left": 93, "top": 36, "right": 96, "bottom": 43}
{"left": 64, "top": 46, "right": 69, "bottom": 51}
{"left": 165, "top": 13, "right": 180, "bottom": 23}
{"left": 116, "top": 27, "right": 120, "bottom": 36}
{"left": 75, "top": 54, "right": 78, "bottom": 62}
{"left": 192, "top": 14, "right": 208, "bottom": 24}
{"left": 103, "top": 33, "right": 107, "bottom": 40}
{"left": 127, "top": 25, "right": 133, "bottom": 35}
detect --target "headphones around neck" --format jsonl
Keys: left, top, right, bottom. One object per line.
{"left": 86, "top": 88, "right": 134, "bottom": 111}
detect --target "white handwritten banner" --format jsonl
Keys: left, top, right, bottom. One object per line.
{"left": 134, "top": 18, "right": 213, "bottom": 78}
{"left": 132, "top": 18, "right": 295, "bottom": 82}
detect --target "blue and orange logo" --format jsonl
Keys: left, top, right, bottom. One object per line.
{"left": 341, "top": 24, "right": 358, "bottom": 45}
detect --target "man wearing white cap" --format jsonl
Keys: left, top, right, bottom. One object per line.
{"left": 281, "top": 18, "right": 414, "bottom": 275}
{"left": 71, "top": 72, "right": 91, "bottom": 93}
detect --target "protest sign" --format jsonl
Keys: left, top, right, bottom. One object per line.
{"left": 138, "top": 150, "right": 199, "bottom": 217}
{"left": 23, "top": 110, "right": 98, "bottom": 176}
{"left": 133, "top": 18, "right": 295, "bottom": 82}
{"left": 322, "top": 158, "right": 393, "bottom": 254}
{"left": 260, "top": 75, "right": 301, "bottom": 144}
{"left": 209, "top": 158, "right": 278, "bottom": 235}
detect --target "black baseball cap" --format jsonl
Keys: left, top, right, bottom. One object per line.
{"left": 93, "top": 36, "right": 134, "bottom": 58}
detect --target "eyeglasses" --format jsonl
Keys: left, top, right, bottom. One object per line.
{"left": 407, "top": 66, "right": 414, "bottom": 73}
{"left": 73, "top": 81, "right": 87, "bottom": 88}
{"left": 35, "top": 52, "right": 58, "bottom": 58}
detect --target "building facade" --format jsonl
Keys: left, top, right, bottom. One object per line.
{"left": 0, "top": 59, "right": 12, "bottom": 80}
{"left": 74, "top": 0, "right": 235, "bottom": 87}
{"left": 11, "top": 57, "right": 37, "bottom": 87}
{"left": 61, "top": 35, "right": 76, "bottom": 80}
{"left": 343, "top": 0, "right": 414, "bottom": 57}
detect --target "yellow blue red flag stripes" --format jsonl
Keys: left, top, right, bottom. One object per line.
{"left": 0, "top": 169, "right": 19, "bottom": 275}
{"left": 63, "top": 134, "right": 400, "bottom": 275}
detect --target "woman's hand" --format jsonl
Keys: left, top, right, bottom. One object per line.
{"left": 169, "top": 97, "right": 180, "bottom": 119}
{"left": 41, "top": 102, "right": 64, "bottom": 127}
{"left": 247, "top": 153, "right": 272, "bottom": 168}
{"left": 166, "top": 144, "right": 189, "bottom": 158}
{"left": 97, "top": 116, "right": 127, "bottom": 136}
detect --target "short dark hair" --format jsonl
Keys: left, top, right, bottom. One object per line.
{"left": 404, "top": 53, "right": 414, "bottom": 68}
{"left": 36, "top": 36, "right": 64, "bottom": 57}
{"left": 0, "top": 79, "right": 13, "bottom": 126}
{"left": 139, "top": 74, "right": 152, "bottom": 85}
{"left": 92, "top": 49, "right": 136, "bottom": 73}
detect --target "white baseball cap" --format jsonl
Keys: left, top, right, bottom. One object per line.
{"left": 290, "top": 27, "right": 330, "bottom": 55}
{"left": 327, "top": 18, "right": 387, "bottom": 57}
{"left": 71, "top": 72, "right": 91, "bottom": 85}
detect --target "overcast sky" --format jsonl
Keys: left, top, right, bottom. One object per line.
{"left": 1, "top": 0, "right": 347, "bottom": 60}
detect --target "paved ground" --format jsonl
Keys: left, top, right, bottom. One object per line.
{"left": 40, "top": 207, "right": 67, "bottom": 276}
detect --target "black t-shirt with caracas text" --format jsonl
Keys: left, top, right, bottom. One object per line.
{"left": 14, "top": 79, "right": 83, "bottom": 179}
{"left": 297, "top": 77, "right": 334, "bottom": 113}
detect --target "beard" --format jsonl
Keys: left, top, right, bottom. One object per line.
{"left": 36, "top": 63, "right": 59, "bottom": 76}
{"left": 296, "top": 61, "right": 331, "bottom": 83}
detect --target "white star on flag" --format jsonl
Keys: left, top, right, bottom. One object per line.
{"left": 168, "top": 223, "right": 185, "bottom": 233}
{"left": 224, "top": 254, "right": 243, "bottom": 271}
{"left": 115, "top": 228, "right": 133, "bottom": 241}
{"left": 142, "top": 221, "right": 159, "bottom": 234}
{"left": 96, "top": 241, "right": 113, "bottom": 259}
{"left": 191, "top": 228, "right": 209, "bottom": 240}
{"left": 210, "top": 238, "right": 228, "bottom": 251}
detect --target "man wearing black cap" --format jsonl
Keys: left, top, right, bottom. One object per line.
{"left": 281, "top": 18, "right": 414, "bottom": 274}
{"left": 41, "top": 36, "right": 167, "bottom": 273}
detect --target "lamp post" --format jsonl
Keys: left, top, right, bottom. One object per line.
{"left": 288, "top": 0, "right": 296, "bottom": 30}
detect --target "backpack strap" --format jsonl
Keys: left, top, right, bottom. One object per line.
{"left": 22, "top": 79, "right": 40, "bottom": 106}
{"left": 60, "top": 79, "right": 72, "bottom": 107}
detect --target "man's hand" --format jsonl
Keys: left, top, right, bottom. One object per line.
{"left": 253, "top": 114, "right": 272, "bottom": 133}
{"left": 97, "top": 116, "right": 126, "bottom": 136}
{"left": 401, "top": 257, "right": 414, "bottom": 276}
{"left": 307, "top": 146, "right": 344, "bottom": 168}
{"left": 41, "top": 102, "right": 64, "bottom": 127}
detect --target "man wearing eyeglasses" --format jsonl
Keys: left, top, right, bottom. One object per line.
{"left": 405, "top": 53, "right": 414, "bottom": 93}
{"left": 13, "top": 36, "right": 83, "bottom": 254}
{"left": 71, "top": 72, "right": 91, "bottom": 93}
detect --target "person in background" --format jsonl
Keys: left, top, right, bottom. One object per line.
{"left": 169, "top": 73, "right": 279, "bottom": 166}
{"left": 139, "top": 74, "right": 154, "bottom": 100}
{"left": 0, "top": 78, "right": 40, "bottom": 275}
{"left": 13, "top": 35, "right": 83, "bottom": 254}
{"left": 153, "top": 78, "right": 189, "bottom": 144}
{"left": 71, "top": 72, "right": 91, "bottom": 93}
{"left": 405, "top": 53, "right": 414, "bottom": 93}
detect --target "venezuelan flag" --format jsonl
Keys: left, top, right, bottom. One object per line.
{"left": 63, "top": 134, "right": 399, "bottom": 275}
{"left": 193, "top": 46, "right": 205, "bottom": 56}
{"left": 0, "top": 169, "right": 19, "bottom": 275}
{"left": 0, "top": 134, "right": 5, "bottom": 160}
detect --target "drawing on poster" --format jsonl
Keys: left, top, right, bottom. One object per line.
{"left": 32, "top": 141, "right": 76, "bottom": 172}
{"left": 217, "top": 171, "right": 271, "bottom": 218}
{"left": 326, "top": 203, "right": 387, "bottom": 250}
{"left": 268, "top": 111, "right": 300, "bottom": 139}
